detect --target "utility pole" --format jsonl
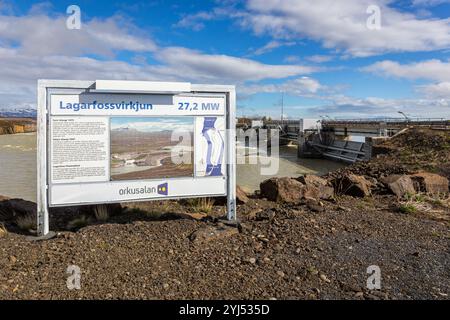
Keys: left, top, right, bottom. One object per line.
{"left": 280, "top": 92, "right": 284, "bottom": 126}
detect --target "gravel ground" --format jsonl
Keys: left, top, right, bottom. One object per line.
{"left": 1, "top": 195, "right": 449, "bottom": 300}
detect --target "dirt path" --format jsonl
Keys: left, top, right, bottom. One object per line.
{"left": 1, "top": 196, "right": 448, "bottom": 300}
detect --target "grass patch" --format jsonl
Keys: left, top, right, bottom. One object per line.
{"left": 399, "top": 204, "right": 417, "bottom": 214}
{"left": 94, "top": 204, "right": 109, "bottom": 222}
{"left": 15, "top": 214, "right": 36, "bottom": 231}
{"left": 414, "top": 193, "right": 450, "bottom": 208}
{"left": 143, "top": 210, "right": 163, "bottom": 219}
{"left": 187, "top": 197, "right": 214, "bottom": 213}
{"left": 124, "top": 202, "right": 167, "bottom": 219}
{"left": 67, "top": 215, "right": 90, "bottom": 231}
{"left": 127, "top": 207, "right": 148, "bottom": 215}
{"left": 306, "top": 266, "right": 319, "bottom": 275}
{"left": 430, "top": 230, "right": 442, "bottom": 238}
{"left": 413, "top": 194, "right": 426, "bottom": 203}
{"left": 429, "top": 198, "right": 444, "bottom": 206}
{"left": 0, "top": 223, "right": 7, "bottom": 238}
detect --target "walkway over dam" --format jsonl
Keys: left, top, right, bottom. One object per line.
{"left": 264, "top": 118, "right": 450, "bottom": 140}
{"left": 251, "top": 118, "right": 450, "bottom": 163}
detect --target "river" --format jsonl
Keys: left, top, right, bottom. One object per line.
{"left": 0, "top": 133, "right": 37, "bottom": 201}
{"left": 0, "top": 133, "right": 344, "bottom": 201}
{"left": 236, "top": 144, "right": 344, "bottom": 192}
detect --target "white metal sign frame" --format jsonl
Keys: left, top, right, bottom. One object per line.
{"left": 37, "top": 80, "right": 236, "bottom": 236}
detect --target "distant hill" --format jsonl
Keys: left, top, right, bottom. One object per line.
{"left": 0, "top": 117, "right": 36, "bottom": 134}
{"left": 0, "top": 108, "right": 37, "bottom": 119}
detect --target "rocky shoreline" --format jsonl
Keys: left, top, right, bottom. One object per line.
{"left": 0, "top": 127, "right": 449, "bottom": 299}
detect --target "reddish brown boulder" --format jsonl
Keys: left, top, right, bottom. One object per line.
{"left": 332, "top": 174, "right": 372, "bottom": 198}
{"left": 297, "top": 174, "right": 334, "bottom": 200}
{"left": 411, "top": 172, "right": 449, "bottom": 195}
{"left": 260, "top": 177, "right": 304, "bottom": 203}
{"left": 260, "top": 176, "right": 335, "bottom": 203}
{"left": 381, "top": 175, "right": 416, "bottom": 198}
{"left": 236, "top": 185, "right": 250, "bottom": 204}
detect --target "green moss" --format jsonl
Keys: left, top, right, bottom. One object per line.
{"left": 399, "top": 204, "right": 417, "bottom": 214}
{"left": 67, "top": 215, "right": 90, "bottom": 230}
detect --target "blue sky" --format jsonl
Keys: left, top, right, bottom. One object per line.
{"left": 0, "top": 0, "right": 449, "bottom": 119}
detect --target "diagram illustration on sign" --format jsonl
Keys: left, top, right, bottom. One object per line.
{"left": 195, "top": 116, "right": 225, "bottom": 177}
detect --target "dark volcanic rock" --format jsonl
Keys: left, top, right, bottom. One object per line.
{"left": 0, "top": 198, "right": 36, "bottom": 221}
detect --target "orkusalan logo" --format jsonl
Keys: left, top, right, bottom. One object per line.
{"left": 157, "top": 183, "right": 168, "bottom": 196}
{"left": 119, "top": 183, "right": 168, "bottom": 196}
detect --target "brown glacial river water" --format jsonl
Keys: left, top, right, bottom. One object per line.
{"left": 236, "top": 144, "right": 344, "bottom": 192}
{"left": 0, "top": 133, "right": 344, "bottom": 201}
{"left": 0, "top": 133, "right": 37, "bottom": 201}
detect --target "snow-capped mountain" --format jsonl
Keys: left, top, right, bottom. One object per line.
{"left": 0, "top": 108, "right": 37, "bottom": 118}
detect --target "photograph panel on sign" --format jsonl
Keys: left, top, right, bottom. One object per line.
{"left": 110, "top": 117, "right": 194, "bottom": 181}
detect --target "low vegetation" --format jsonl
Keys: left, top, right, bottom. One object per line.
{"left": 123, "top": 201, "right": 171, "bottom": 219}
{"left": 15, "top": 214, "right": 36, "bottom": 231}
{"left": 67, "top": 215, "right": 90, "bottom": 231}
{"left": 94, "top": 204, "right": 109, "bottom": 222}
{"left": 0, "top": 223, "right": 7, "bottom": 238}
{"left": 188, "top": 197, "right": 214, "bottom": 213}
{"left": 127, "top": 207, "right": 163, "bottom": 219}
{"left": 398, "top": 203, "right": 417, "bottom": 214}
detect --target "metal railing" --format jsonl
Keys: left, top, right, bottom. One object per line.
{"left": 322, "top": 117, "right": 448, "bottom": 123}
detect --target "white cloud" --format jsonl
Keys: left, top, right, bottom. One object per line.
{"left": 0, "top": 10, "right": 318, "bottom": 109}
{"left": 252, "top": 40, "right": 295, "bottom": 56}
{"left": 0, "top": 13, "right": 157, "bottom": 57}
{"left": 0, "top": 4, "right": 448, "bottom": 120}
{"left": 0, "top": 46, "right": 316, "bottom": 108}
{"left": 305, "top": 95, "right": 450, "bottom": 118}
{"left": 237, "top": 0, "right": 450, "bottom": 57}
{"left": 284, "top": 55, "right": 300, "bottom": 63}
{"left": 173, "top": 7, "right": 236, "bottom": 31}
{"left": 306, "top": 55, "right": 333, "bottom": 63}
{"left": 362, "top": 59, "right": 450, "bottom": 100}
{"left": 153, "top": 47, "right": 317, "bottom": 82}
{"left": 416, "top": 82, "right": 450, "bottom": 98}
{"left": 174, "top": 11, "right": 216, "bottom": 31}
{"left": 362, "top": 59, "right": 450, "bottom": 82}
{"left": 241, "top": 77, "right": 323, "bottom": 96}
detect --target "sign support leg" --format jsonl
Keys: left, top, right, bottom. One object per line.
{"left": 37, "top": 81, "right": 50, "bottom": 237}
{"left": 226, "top": 89, "right": 237, "bottom": 221}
